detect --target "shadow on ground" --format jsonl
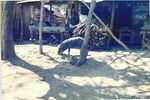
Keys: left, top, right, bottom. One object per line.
{"left": 8, "top": 53, "right": 150, "bottom": 99}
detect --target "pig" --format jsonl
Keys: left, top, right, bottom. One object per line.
{"left": 58, "top": 37, "right": 84, "bottom": 55}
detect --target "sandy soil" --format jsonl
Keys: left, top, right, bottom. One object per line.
{"left": 2, "top": 44, "right": 150, "bottom": 100}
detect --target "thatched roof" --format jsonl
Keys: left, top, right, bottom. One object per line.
{"left": 17, "top": 0, "right": 103, "bottom": 4}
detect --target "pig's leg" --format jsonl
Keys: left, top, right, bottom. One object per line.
{"left": 68, "top": 48, "right": 70, "bottom": 55}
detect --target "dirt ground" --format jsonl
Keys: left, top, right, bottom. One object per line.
{"left": 2, "top": 44, "right": 150, "bottom": 100}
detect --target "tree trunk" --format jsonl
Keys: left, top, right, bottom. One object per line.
{"left": 1, "top": 1, "right": 16, "bottom": 60}
{"left": 76, "top": 0, "right": 96, "bottom": 66}
{"left": 39, "top": 1, "right": 45, "bottom": 54}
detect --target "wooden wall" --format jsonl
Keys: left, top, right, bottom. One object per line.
{"left": 13, "top": 3, "right": 21, "bottom": 41}
{"left": 22, "top": 4, "right": 32, "bottom": 40}
{"left": 13, "top": 3, "right": 33, "bottom": 41}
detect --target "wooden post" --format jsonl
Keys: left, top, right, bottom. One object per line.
{"left": 20, "top": 5, "right": 23, "bottom": 43}
{"left": 61, "top": 32, "right": 63, "bottom": 42}
{"left": 66, "top": 1, "right": 69, "bottom": 26}
{"left": 66, "top": 1, "right": 72, "bottom": 26}
{"left": 106, "top": 1, "right": 115, "bottom": 50}
{"left": 149, "top": 0, "right": 150, "bottom": 31}
{"left": 49, "top": 4, "right": 52, "bottom": 22}
{"left": 39, "top": 1, "right": 45, "bottom": 54}
{"left": 78, "top": 3, "right": 81, "bottom": 17}
{"left": 76, "top": 0, "right": 96, "bottom": 66}
{"left": 142, "top": 32, "right": 145, "bottom": 49}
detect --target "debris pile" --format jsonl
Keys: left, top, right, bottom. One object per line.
{"left": 73, "top": 21, "right": 109, "bottom": 50}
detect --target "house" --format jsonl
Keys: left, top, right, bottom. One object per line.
{"left": 14, "top": 0, "right": 104, "bottom": 41}
{"left": 14, "top": 0, "right": 149, "bottom": 49}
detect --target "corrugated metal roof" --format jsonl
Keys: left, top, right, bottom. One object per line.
{"left": 17, "top": 0, "right": 103, "bottom": 4}
{"left": 17, "top": 0, "right": 41, "bottom": 4}
{"left": 79, "top": 0, "right": 103, "bottom": 3}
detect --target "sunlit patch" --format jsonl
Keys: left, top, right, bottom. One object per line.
{"left": 59, "top": 93, "right": 67, "bottom": 98}
{"left": 2, "top": 65, "right": 50, "bottom": 100}
{"left": 125, "top": 87, "right": 138, "bottom": 96}
{"left": 110, "top": 63, "right": 129, "bottom": 70}
{"left": 138, "top": 85, "right": 150, "bottom": 93}
{"left": 127, "top": 72, "right": 137, "bottom": 77}
{"left": 48, "top": 97, "right": 57, "bottom": 100}
{"left": 110, "top": 88, "right": 126, "bottom": 96}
